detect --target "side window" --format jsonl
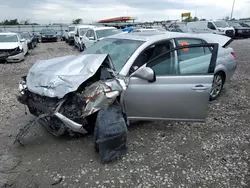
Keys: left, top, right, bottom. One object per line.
{"left": 147, "top": 46, "right": 213, "bottom": 76}
{"left": 90, "top": 30, "right": 95, "bottom": 39}
{"left": 86, "top": 30, "right": 91, "bottom": 37}
{"left": 208, "top": 22, "right": 216, "bottom": 30}
{"left": 176, "top": 38, "right": 210, "bottom": 61}
{"left": 130, "top": 40, "right": 174, "bottom": 74}
{"left": 147, "top": 52, "right": 176, "bottom": 75}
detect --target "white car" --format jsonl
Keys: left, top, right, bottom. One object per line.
{"left": 187, "top": 21, "right": 235, "bottom": 38}
{"left": 73, "top": 25, "right": 96, "bottom": 51}
{"left": 0, "top": 32, "right": 28, "bottom": 63}
{"left": 65, "top": 25, "right": 76, "bottom": 45}
{"left": 81, "top": 27, "right": 123, "bottom": 49}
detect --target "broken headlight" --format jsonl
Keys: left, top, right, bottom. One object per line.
{"left": 11, "top": 47, "right": 23, "bottom": 55}
{"left": 18, "top": 77, "right": 27, "bottom": 95}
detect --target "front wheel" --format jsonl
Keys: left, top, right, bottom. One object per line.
{"left": 210, "top": 72, "right": 224, "bottom": 101}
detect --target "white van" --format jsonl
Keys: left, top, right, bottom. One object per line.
{"left": 187, "top": 21, "right": 235, "bottom": 38}
{"left": 73, "top": 25, "right": 96, "bottom": 51}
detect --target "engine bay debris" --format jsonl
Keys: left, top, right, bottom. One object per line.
{"left": 15, "top": 54, "right": 129, "bottom": 163}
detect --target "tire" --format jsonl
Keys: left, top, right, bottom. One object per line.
{"left": 65, "top": 39, "right": 68, "bottom": 43}
{"left": 210, "top": 72, "right": 225, "bottom": 101}
{"left": 79, "top": 43, "right": 83, "bottom": 52}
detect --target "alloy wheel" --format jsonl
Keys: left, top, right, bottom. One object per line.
{"left": 210, "top": 74, "right": 223, "bottom": 99}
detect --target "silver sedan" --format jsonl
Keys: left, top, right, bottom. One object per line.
{"left": 17, "top": 32, "right": 237, "bottom": 136}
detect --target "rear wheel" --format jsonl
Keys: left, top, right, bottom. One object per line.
{"left": 210, "top": 72, "right": 225, "bottom": 101}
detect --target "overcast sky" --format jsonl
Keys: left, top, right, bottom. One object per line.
{"left": 0, "top": 0, "right": 249, "bottom": 24}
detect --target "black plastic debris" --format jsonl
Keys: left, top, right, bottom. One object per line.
{"left": 94, "top": 100, "right": 128, "bottom": 163}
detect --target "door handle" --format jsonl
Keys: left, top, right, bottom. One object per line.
{"left": 191, "top": 85, "right": 208, "bottom": 91}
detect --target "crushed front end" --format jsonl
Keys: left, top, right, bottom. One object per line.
{"left": 16, "top": 54, "right": 128, "bottom": 137}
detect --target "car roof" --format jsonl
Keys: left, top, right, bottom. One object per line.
{"left": 76, "top": 25, "right": 96, "bottom": 29}
{"left": 93, "top": 27, "right": 116, "bottom": 31}
{"left": 136, "top": 29, "right": 157, "bottom": 31}
{"left": 109, "top": 31, "right": 195, "bottom": 41}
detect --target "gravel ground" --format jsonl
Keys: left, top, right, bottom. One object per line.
{"left": 0, "top": 40, "right": 250, "bottom": 188}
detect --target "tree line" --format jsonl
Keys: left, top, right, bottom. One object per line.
{"left": 0, "top": 19, "right": 39, "bottom": 25}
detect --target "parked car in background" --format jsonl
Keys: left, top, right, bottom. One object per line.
{"left": 65, "top": 25, "right": 76, "bottom": 45}
{"left": 239, "top": 22, "right": 250, "bottom": 28}
{"left": 144, "top": 26, "right": 167, "bottom": 31}
{"left": 40, "top": 29, "right": 57, "bottom": 42}
{"left": 74, "top": 25, "right": 96, "bottom": 51}
{"left": 227, "top": 22, "right": 250, "bottom": 38}
{"left": 61, "top": 30, "right": 68, "bottom": 41}
{"left": 187, "top": 21, "right": 235, "bottom": 38}
{"left": 20, "top": 32, "right": 37, "bottom": 49}
{"left": 0, "top": 32, "right": 28, "bottom": 62}
{"left": 81, "top": 27, "right": 123, "bottom": 49}
{"left": 122, "top": 26, "right": 137, "bottom": 33}
{"left": 167, "top": 26, "right": 194, "bottom": 33}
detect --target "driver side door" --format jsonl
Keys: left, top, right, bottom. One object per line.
{"left": 124, "top": 43, "right": 218, "bottom": 122}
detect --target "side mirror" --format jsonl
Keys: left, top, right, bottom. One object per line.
{"left": 65, "top": 30, "right": 68, "bottom": 32}
{"left": 88, "top": 36, "right": 95, "bottom": 40}
{"left": 20, "top": 39, "right": 25, "bottom": 42}
{"left": 131, "top": 66, "right": 155, "bottom": 82}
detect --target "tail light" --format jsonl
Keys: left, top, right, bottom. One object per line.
{"left": 231, "top": 51, "right": 236, "bottom": 59}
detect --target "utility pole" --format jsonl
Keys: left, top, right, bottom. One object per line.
{"left": 230, "top": 0, "right": 236, "bottom": 20}
{"left": 195, "top": 6, "right": 198, "bottom": 18}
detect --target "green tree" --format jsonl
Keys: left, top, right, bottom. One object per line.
{"left": 72, "top": 18, "right": 82, "bottom": 24}
{"left": 2, "top": 19, "right": 19, "bottom": 25}
{"left": 183, "top": 16, "right": 193, "bottom": 22}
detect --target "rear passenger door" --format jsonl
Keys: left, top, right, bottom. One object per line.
{"left": 124, "top": 42, "right": 218, "bottom": 122}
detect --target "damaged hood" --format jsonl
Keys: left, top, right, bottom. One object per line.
{"left": 0, "top": 42, "right": 19, "bottom": 49}
{"left": 26, "top": 54, "right": 114, "bottom": 98}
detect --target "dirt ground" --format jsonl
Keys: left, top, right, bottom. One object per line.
{"left": 0, "top": 39, "right": 250, "bottom": 188}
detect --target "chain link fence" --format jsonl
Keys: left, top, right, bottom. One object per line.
{"left": 0, "top": 25, "right": 69, "bottom": 36}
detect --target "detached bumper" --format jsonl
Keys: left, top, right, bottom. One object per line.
{"left": 6, "top": 52, "right": 24, "bottom": 63}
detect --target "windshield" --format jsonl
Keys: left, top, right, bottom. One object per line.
{"left": 83, "top": 38, "right": 144, "bottom": 71}
{"left": 79, "top": 28, "right": 88, "bottom": 36}
{"left": 214, "top": 21, "right": 230, "bottom": 28}
{"left": 229, "top": 22, "right": 241, "bottom": 27}
{"left": 96, "top": 29, "right": 122, "bottom": 39}
{"left": 0, "top": 35, "right": 18, "bottom": 42}
{"left": 41, "top": 30, "right": 56, "bottom": 35}
{"left": 69, "top": 27, "right": 75, "bottom": 31}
